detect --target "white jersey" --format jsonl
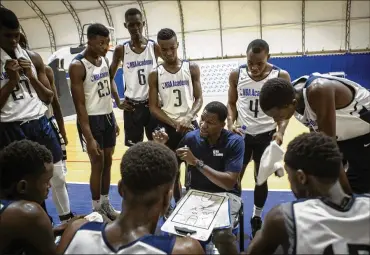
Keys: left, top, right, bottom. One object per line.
{"left": 0, "top": 44, "right": 47, "bottom": 122}
{"left": 74, "top": 54, "right": 113, "bottom": 116}
{"left": 64, "top": 222, "right": 176, "bottom": 254}
{"left": 236, "top": 64, "right": 280, "bottom": 135}
{"left": 157, "top": 61, "right": 194, "bottom": 120}
{"left": 122, "top": 40, "right": 157, "bottom": 101}
{"left": 280, "top": 195, "right": 370, "bottom": 254}
{"left": 293, "top": 73, "right": 370, "bottom": 141}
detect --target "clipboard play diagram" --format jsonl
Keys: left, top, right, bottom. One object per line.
{"left": 161, "top": 189, "right": 231, "bottom": 241}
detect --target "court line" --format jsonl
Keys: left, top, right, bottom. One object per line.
{"left": 66, "top": 181, "right": 291, "bottom": 192}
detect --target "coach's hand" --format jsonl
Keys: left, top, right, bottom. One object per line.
{"left": 272, "top": 131, "right": 283, "bottom": 146}
{"left": 4, "top": 59, "right": 22, "bottom": 83}
{"left": 87, "top": 139, "right": 102, "bottom": 158}
{"left": 17, "top": 57, "right": 34, "bottom": 78}
{"left": 152, "top": 129, "right": 169, "bottom": 144}
{"left": 118, "top": 99, "right": 134, "bottom": 112}
{"left": 176, "top": 115, "right": 194, "bottom": 133}
{"left": 176, "top": 146, "right": 197, "bottom": 166}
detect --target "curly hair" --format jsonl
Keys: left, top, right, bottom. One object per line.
{"left": 204, "top": 101, "right": 228, "bottom": 122}
{"left": 87, "top": 23, "right": 109, "bottom": 40}
{"left": 0, "top": 140, "right": 53, "bottom": 191}
{"left": 247, "top": 39, "right": 270, "bottom": 54}
{"left": 120, "top": 142, "right": 178, "bottom": 194}
{"left": 125, "top": 8, "right": 142, "bottom": 21}
{"left": 259, "top": 77, "right": 295, "bottom": 112}
{"left": 284, "top": 132, "right": 342, "bottom": 179}
{"left": 0, "top": 8, "right": 19, "bottom": 29}
{"left": 157, "top": 28, "right": 177, "bottom": 41}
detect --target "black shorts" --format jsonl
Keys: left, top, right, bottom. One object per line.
{"left": 337, "top": 132, "right": 370, "bottom": 194}
{"left": 243, "top": 129, "right": 276, "bottom": 176}
{"left": 156, "top": 120, "right": 199, "bottom": 151}
{"left": 123, "top": 98, "right": 157, "bottom": 147}
{"left": 77, "top": 112, "right": 116, "bottom": 151}
{"left": 49, "top": 116, "right": 67, "bottom": 160}
{"left": 0, "top": 115, "right": 63, "bottom": 163}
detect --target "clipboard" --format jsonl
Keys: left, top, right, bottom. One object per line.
{"left": 161, "top": 189, "right": 231, "bottom": 241}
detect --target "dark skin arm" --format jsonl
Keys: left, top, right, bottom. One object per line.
{"left": 227, "top": 69, "right": 241, "bottom": 134}
{"left": 56, "top": 218, "right": 88, "bottom": 254}
{"left": 247, "top": 205, "right": 289, "bottom": 255}
{"left": 0, "top": 60, "right": 21, "bottom": 110}
{"left": 20, "top": 51, "right": 54, "bottom": 104}
{"left": 308, "top": 80, "right": 352, "bottom": 195}
{"left": 172, "top": 236, "right": 205, "bottom": 254}
{"left": 148, "top": 70, "right": 177, "bottom": 128}
{"left": 45, "top": 66, "right": 68, "bottom": 145}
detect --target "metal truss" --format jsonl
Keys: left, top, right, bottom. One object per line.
{"left": 137, "top": 0, "right": 149, "bottom": 38}
{"left": 302, "top": 0, "right": 306, "bottom": 55}
{"left": 24, "top": 0, "right": 56, "bottom": 52}
{"left": 61, "top": 0, "right": 83, "bottom": 44}
{"left": 218, "top": 0, "right": 224, "bottom": 58}
{"left": 98, "top": 0, "right": 115, "bottom": 44}
{"left": 345, "top": 0, "right": 351, "bottom": 52}
{"left": 177, "top": 0, "right": 186, "bottom": 59}
{"left": 259, "top": 0, "right": 263, "bottom": 39}
{"left": 0, "top": 4, "right": 28, "bottom": 45}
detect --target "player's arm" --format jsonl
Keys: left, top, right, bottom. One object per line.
{"left": 45, "top": 66, "right": 68, "bottom": 145}
{"left": 227, "top": 70, "right": 240, "bottom": 132}
{"left": 172, "top": 236, "right": 205, "bottom": 254}
{"left": 188, "top": 62, "right": 203, "bottom": 118}
{"left": 56, "top": 218, "right": 88, "bottom": 254}
{"left": 109, "top": 45, "right": 123, "bottom": 106}
{"left": 275, "top": 70, "right": 292, "bottom": 143}
{"left": 0, "top": 60, "right": 21, "bottom": 110}
{"left": 148, "top": 70, "right": 176, "bottom": 128}
{"left": 24, "top": 51, "right": 54, "bottom": 104}
{"left": 247, "top": 205, "right": 289, "bottom": 255}
{"left": 69, "top": 61, "right": 94, "bottom": 143}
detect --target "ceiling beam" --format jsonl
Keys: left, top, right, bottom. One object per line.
{"left": 137, "top": 0, "right": 149, "bottom": 38}
{"left": 345, "top": 0, "right": 352, "bottom": 52}
{"left": 61, "top": 0, "right": 83, "bottom": 45}
{"left": 302, "top": 0, "right": 306, "bottom": 55}
{"left": 218, "top": 0, "right": 224, "bottom": 58}
{"left": 177, "top": 0, "right": 186, "bottom": 59}
{"left": 98, "top": 0, "right": 115, "bottom": 43}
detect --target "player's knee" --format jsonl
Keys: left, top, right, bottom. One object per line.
{"left": 212, "top": 227, "right": 235, "bottom": 246}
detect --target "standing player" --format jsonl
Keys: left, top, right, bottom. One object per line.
{"left": 259, "top": 74, "right": 369, "bottom": 194}
{"left": 109, "top": 8, "right": 160, "bottom": 146}
{"left": 148, "top": 28, "right": 203, "bottom": 203}
{"left": 69, "top": 23, "right": 120, "bottom": 220}
{"left": 227, "top": 39, "right": 291, "bottom": 238}
{"left": 247, "top": 132, "right": 370, "bottom": 255}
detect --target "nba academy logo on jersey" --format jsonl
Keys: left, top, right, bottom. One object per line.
{"left": 304, "top": 119, "right": 318, "bottom": 128}
{"left": 126, "top": 59, "right": 153, "bottom": 69}
{"left": 0, "top": 72, "right": 9, "bottom": 80}
{"left": 91, "top": 71, "right": 109, "bottom": 82}
{"left": 239, "top": 88, "right": 260, "bottom": 97}
{"left": 161, "top": 80, "right": 189, "bottom": 90}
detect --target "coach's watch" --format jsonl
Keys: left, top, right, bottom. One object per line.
{"left": 195, "top": 160, "right": 205, "bottom": 170}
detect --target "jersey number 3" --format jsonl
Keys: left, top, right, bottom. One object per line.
{"left": 98, "top": 80, "right": 111, "bottom": 98}
{"left": 173, "top": 89, "right": 182, "bottom": 107}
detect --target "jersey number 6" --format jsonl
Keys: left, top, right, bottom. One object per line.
{"left": 138, "top": 69, "right": 146, "bottom": 85}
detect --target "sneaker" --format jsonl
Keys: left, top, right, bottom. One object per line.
{"left": 250, "top": 216, "right": 262, "bottom": 239}
{"left": 100, "top": 202, "right": 120, "bottom": 221}
{"left": 93, "top": 208, "right": 114, "bottom": 222}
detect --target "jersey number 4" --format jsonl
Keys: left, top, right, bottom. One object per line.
{"left": 98, "top": 80, "right": 111, "bottom": 98}
{"left": 138, "top": 69, "right": 146, "bottom": 85}
{"left": 11, "top": 80, "right": 33, "bottom": 101}
{"left": 249, "top": 99, "right": 260, "bottom": 118}
{"left": 324, "top": 243, "right": 370, "bottom": 255}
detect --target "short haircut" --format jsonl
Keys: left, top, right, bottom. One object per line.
{"left": 0, "top": 140, "right": 53, "bottom": 192}
{"left": 259, "top": 77, "right": 295, "bottom": 112}
{"left": 247, "top": 39, "right": 270, "bottom": 54}
{"left": 157, "top": 28, "right": 177, "bottom": 41}
{"left": 120, "top": 142, "right": 178, "bottom": 194}
{"left": 19, "top": 33, "right": 29, "bottom": 50}
{"left": 204, "top": 101, "right": 228, "bottom": 122}
{"left": 125, "top": 8, "right": 142, "bottom": 21}
{"left": 284, "top": 132, "right": 342, "bottom": 180}
{"left": 87, "top": 23, "right": 109, "bottom": 40}
{"left": 0, "top": 8, "right": 20, "bottom": 30}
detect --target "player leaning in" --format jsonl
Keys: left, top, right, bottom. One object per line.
{"left": 148, "top": 28, "right": 203, "bottom": 205}
{"left": 259, "top": 73, "right": 370, "bottom": 195}
{"left": 69, "top": 23, "right": 121, "bottom": 220}
{"left": 227, "top": 39, "right": 291, "bottom": 238}
{"left": 109, "top": 8, "right": 161, "bottom": 146}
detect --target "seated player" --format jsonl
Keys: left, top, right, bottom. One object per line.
{"left": 153, "top": 101, "right": 244, "bottom": 255}
{"left": 259, "top": 74, "right": 370, "bottom": 194}
{"left": 247, "top": 132, "right": 370, "bottom": 255}
{"left": 0, "top": 140, "right": 73, "bottom": 255}
{"left": 57, "top": 142, "right": 204, "bottom": 254}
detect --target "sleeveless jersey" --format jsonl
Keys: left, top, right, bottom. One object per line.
{"left": 157, "top": 61, "right": 194, "bottom": 120}
{"left": 236, "top": 64, "right": 280, "bottom": 135}
{"left": 64, "top": 222, "right": 176, "bottom": 254}
{"left": 280, "top": 195, "right": 370, "bottom": 254}
{"left": 122, "top": 40, "right": 157, "bottom": 101}
{"left": 293, "top": 73, "right": 370, "bottom": 141}
{"left": 74, "top": 54, "right": 113, "bottom": 116}
{"left": 0, "top": 45, "right": 47, "bottom": 122}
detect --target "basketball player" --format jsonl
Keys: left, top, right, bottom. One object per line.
{"left": 247, "top": 132, "right": 370, "bottom": 255}
{"left": 109, "top": 8, "right": 161, "bottom": 147}
{"left": 259, "top": 74, "right": 369, "bottom": 194}
{"left": 18, "top": 32, "right": 74, "bottom": 223}
{"left": 148, "top": 28, "right": 203, "bottom": 204}
{"left": 227, "top": 39, "right": 291, "bottom": 238}
{"left": 57, "top": 142, "right": 204, "bottom": 254}
{"left": 69, "top": 23, "right": 120, "bottom": 220}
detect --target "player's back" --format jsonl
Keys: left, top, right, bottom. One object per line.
{"left": 73, "top": 54, "right": 113, "bottom": 116}
{"left": 280, "top": 195, "right": 370, "bottom": 254}
{"left": 122, "top": 40, "right": 157, "bottom": 101}
{"left": 157, "top": 60, "right": 194, "bottom": 120}
{"left": 64, "top": 222, "right": 176, "bottom": 254}
{"left": 236, "top": 64, "right": 280, "bottom": 135}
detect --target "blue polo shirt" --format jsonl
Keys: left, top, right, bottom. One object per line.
{"left": 177, "top": 129, "right": 245, "bottom": 195}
